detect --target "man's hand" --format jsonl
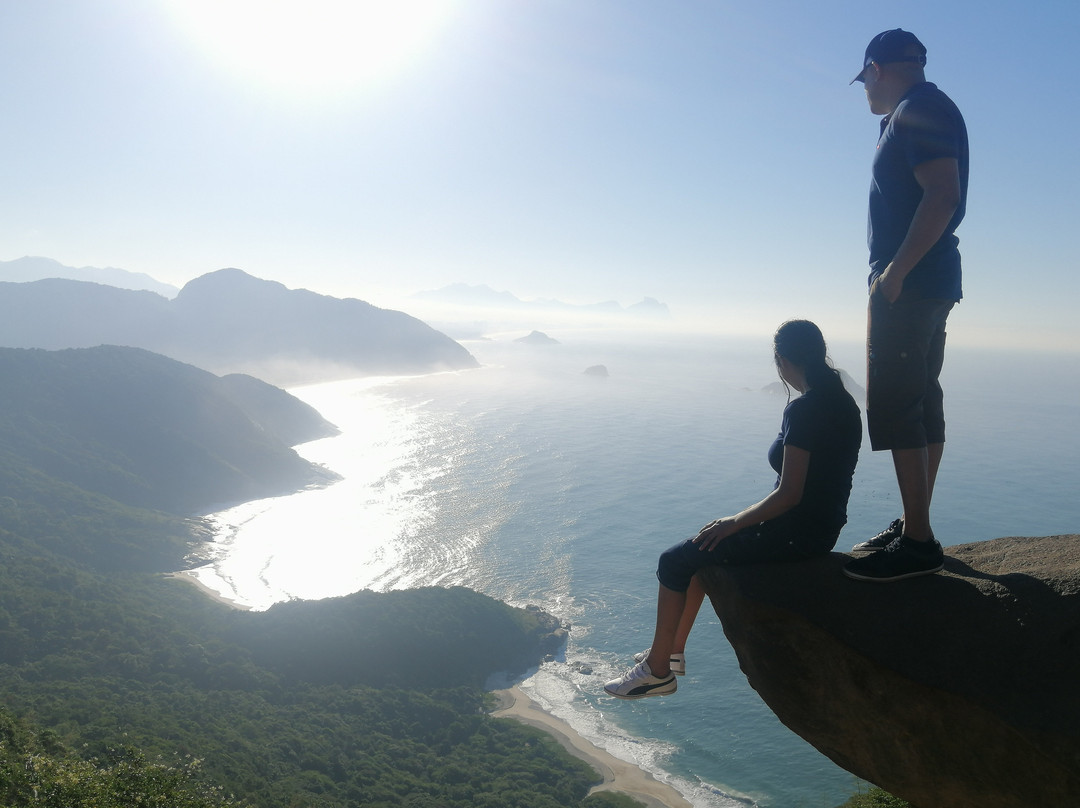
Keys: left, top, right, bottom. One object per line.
{"left": 874, "top": 156, "right": 961, "bottom": 303}
{"left": 872, "top": 263, "right": 905, "bottom": 303}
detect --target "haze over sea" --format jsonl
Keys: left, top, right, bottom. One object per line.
{"left": 191, "top": 328, "right": 1079, "bottom": 807}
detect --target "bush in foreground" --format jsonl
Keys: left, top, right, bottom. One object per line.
{"left": 0, "top": 710, "right": 240, "bottom": 808}
{"left": 838, "top": 787, "right": 910, "bottom": 807}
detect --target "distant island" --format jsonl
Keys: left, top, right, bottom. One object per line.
{"left": 0, "top": 267, "right": 479, "bottom": 386}
{"left": 515, "top": 330, "right": 560, "bottom": 345}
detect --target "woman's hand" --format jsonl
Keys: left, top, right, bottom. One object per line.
{"left": 693, "top": 518, "right": 737, "bottom": 551}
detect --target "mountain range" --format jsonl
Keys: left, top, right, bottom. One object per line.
{"left": 0, "top": 267, "right": 478, "bottom": 386}
{"left": 0, "top": 255, "right": 179, "bottom": 297}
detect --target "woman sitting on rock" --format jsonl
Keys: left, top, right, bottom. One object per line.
{"left": 605, "top": 320, "right": 862, "bottom": 699}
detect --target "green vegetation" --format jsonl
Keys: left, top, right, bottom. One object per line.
{"left": 837, "top": 787, "right": 911, "bottom": 807}
{"left": 0, "top": 345, "right": 336, "bottom": 518}
{"left": 0, "top": 709, "right": 238, "bottom": 808}
{"left": 0, "top": 346, "right": 602, "bottom": 806}
{"left": 0, "top": 538, "right": 599, "bottom": 807}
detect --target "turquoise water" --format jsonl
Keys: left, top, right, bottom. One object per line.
{"left": 193, "top": 331, "right": 1080, "bottom": 807}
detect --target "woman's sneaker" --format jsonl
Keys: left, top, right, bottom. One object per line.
{"left": 633, "top": 648, "right": 686, "bottom": 676}
{"left": 850, "top": 518, "right": 904, "bottom": 552}
{"left": 604, "top": 660, "right": 677, "bottom": 699}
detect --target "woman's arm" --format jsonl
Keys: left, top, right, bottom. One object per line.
{"left": 693, "top": 444, "right": 810, "bottom": 551}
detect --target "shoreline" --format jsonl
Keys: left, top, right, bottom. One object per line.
{"left": 492, "top": 685, "right": 693, "bottom": 808}
{"left": 166, "top": 569, "right": 252, "bottom": 610}
{"left": 171, "top": 573, "right": 692, "bottom": 806}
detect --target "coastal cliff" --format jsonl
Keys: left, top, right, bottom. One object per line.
{"left": 699, "top": 535, "right": 1080, "bottom": 808}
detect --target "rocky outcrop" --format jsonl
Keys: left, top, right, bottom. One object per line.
{"left": 699, "top": 535, "right": 1080, "bottom": 808}
{"left": 522, "top": 603, "right": 571, "bottom": 661}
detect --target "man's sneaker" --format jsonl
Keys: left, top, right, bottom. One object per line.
{"left": 633, "top": 648, "right": 686, "bottom": 676}
{"left": 850, "top": 518, "right": 904, "bottom": 552}
{"left": 843, "top": 535, "right": 944, "bottom": 583}
{"left": 604, "top": 660, "right": 677, "bottom": 700}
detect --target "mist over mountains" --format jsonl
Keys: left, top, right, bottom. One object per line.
{"left": 0, "top": 267, "right": 478, "bottom": 386}
{"left": 413, "top": 282, "right": 671, "bottom": 318}
{"left": 0, "top": 255, "right": 179, "bottom": 297}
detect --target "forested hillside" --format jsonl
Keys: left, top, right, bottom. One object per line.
{"left": 0, "top": 345, "right": 338, "bottom": 518}
{"left": 0, "top": 346, "right": 624, "bottom": 807}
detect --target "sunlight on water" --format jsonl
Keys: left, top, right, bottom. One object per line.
{"left": 192, "top": 377, "right": 451, "bottom": 608}
{"left": 187, "top": 335, "right": 1080, "bottom": 808}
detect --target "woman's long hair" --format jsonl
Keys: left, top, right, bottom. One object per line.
{"left": 773, "top": 319, "right": 844, "bottom": 395}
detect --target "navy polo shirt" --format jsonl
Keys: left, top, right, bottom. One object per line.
{"left": 867, "top": 82, "right": 968, "bottom": 301}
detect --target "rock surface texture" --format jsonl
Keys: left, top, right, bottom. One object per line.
{"left": 699, "top": 535, "right": 1080, "bottom": 808}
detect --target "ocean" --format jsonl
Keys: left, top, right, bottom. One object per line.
{"left": 189, "top": 329, "right": 1080, "bottom": 807}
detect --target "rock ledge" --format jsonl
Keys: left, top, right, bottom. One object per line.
{"left": 700, "top": 535, "right": 1080, "bottom": 808}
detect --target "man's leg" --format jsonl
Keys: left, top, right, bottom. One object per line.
{"left": 867, "top": 296, "right": 951, "bottom": 540}
{"left": 927, "top": 441, "right": 943, "bottom": 505}
{"left": 892, "top": 441, "right": 942, "bottom": 535}
{"left": 891, "top": 446, "right": 931, "bottom": 541}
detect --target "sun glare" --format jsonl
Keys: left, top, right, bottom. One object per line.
{"left": 165, "top": 0, "right": 457, "bottom": 97}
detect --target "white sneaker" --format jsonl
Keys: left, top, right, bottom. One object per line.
{"left": 604, "top": 660, "right": 677, "bottom": 700}
{"left": 633, "top": 648, "right": 686, "bottom": 676}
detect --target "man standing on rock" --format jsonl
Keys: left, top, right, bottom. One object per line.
{"left": 843, "top": 29, "right": 969, "bottom": 583}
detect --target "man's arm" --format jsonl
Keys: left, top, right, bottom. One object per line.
{"left": 874, "top": 156, "right": 962, "bottom": 303}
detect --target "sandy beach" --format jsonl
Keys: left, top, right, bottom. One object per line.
{"left": 492, "top": 685, "right": 693, "bottom": 808}
{"left": 166, "top": 569, "right": 252, "bottom": 610}
{"left": 171, "top": 573, "right": 692, "bottom": 806}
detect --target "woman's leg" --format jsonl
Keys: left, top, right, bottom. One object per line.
{"left": 673, "top": 574, "right": 706, "bottom": 654}
{"left": 645, "top": 583, "right": 686, "bottom": 677}
{"left": 647, "top": 519, "right": 834, "bottom": 673}
{"left": 610, "top": 521, "right": 834, "bottom": 697}
{"left": 645, "top": 574, "right": 705, "bottom": 674}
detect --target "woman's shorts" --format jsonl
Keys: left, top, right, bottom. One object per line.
{"left": 656, "top": 512, "right": 840, "bottom": 592}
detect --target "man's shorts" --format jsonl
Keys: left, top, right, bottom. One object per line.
{"left": 866, "top": 292, "right": 954, "bottom": 451}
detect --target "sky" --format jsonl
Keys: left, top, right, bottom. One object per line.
{"left": 1, "top": 0, "right": 1077, "bottom": 349}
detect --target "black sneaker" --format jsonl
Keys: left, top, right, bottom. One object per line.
{"left": 850, "top": 518, "right": 904, "bottom": 552}
{"left": 843, "top": 535, "right": 944, "bottom": 583}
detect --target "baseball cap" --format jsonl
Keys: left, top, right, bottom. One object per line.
{"left": 850, "top": 29, "right": 927, "bottom": 84}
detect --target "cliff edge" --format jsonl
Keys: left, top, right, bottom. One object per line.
{"left": 699, "top": 535, "right": 1080, "bottom": 808}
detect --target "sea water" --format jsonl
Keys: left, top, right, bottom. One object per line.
{"left": 191, "top": 330, "right": 1080, "bottom": 808}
